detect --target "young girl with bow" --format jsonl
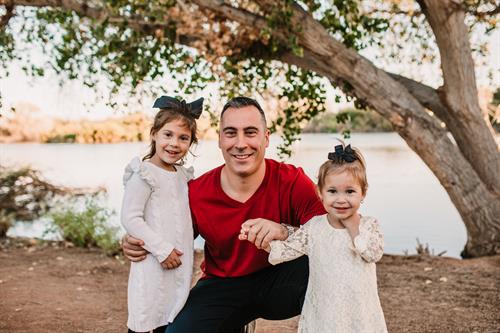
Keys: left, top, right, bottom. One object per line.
{"left": 242, "top": 142, "right": 387, "bottom": 332}
{"left": 121, "top": 96, "right": 203, "bottom": 333}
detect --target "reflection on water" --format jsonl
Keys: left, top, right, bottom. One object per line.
{"left": 1, "top": 133, "right": 466, "bottom": 257}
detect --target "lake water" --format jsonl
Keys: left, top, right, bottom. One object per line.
{"left": 1, "top": 133, "right": 466, "bottom": 257}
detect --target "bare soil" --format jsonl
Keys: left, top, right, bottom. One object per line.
{"left": 0, "top": 237, "right": 499, "bottom": 333}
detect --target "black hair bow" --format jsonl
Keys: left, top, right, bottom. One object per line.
{"left": 328, "top": 144, "right": 357, "bottom": 163}
{"left": 153, "top": 96, "right": 204, "bottom": 119}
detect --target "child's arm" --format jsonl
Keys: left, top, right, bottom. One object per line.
{"left": 268, "top": 222, "right": 312, "bottom": 265}
{"left": 121, "top": 172, "right": 174, "bottom": 264}
{"left": 352, "top": 217, "right": 384, "bottom": 263}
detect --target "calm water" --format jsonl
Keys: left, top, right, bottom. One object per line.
{"left": 1, "top": 133, "right": 466, "bottom": 257}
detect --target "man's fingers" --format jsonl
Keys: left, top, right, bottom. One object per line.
{"left": 247, "top": 224, "right": 263, "bottom": 243}
{"left": 125, "top": 234, "right": 144, "bottom": 246}
{"left": 261, "top": 233, "right": 275, "bottom": 250}
{"left": 174, "top": 249, "right": 184, "bottom": 256}
{"left": 127, "top": 254, "right": 146, "bottom": 262}
{"left": 124, "top": 247, "right": 147, "bottom": 257}
{"left": 241, "top": 219, "right": 259, "bottom": 229}
{"left": 254, "top": 229, "right": 270, "bottom": 249}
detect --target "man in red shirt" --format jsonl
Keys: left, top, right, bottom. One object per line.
{"left": 123, "top": 97, "right": 325, "bottom": 332}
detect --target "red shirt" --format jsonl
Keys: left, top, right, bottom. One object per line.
{"left": 188, "top": 159, "right": 325, "bottom": 278}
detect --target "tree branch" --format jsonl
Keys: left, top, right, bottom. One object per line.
{"left": 0, "top": 1, "right": 15, "bottom": 30}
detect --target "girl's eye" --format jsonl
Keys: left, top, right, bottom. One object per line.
{"left": 180, "top": 136, "right": 190, "bottom": 141}
{"left": 346, "top": 189, "right": 356, "bottom": 194}
{"left": 164, "top": 132, "right": 172, "bottom": 137}
{"left": 327, "top": 189, "right": 337, "bottom": 194}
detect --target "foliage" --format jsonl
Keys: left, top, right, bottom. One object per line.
{"left": 0, "top": 165, "right": 105, "bottom": 237}
{"left": 303, "top": 108, "right": 393, "bottom": 133}
{"left": 0, "top": 165, "right": 66, "bottom": 223}
{"left": 0, "top": 1, "right": 392, "bottom": 157}
{"left": 0, "top": 1, "right": 496, "bottom": 156}
{"left": 0, "top": 211, "right": 15, "bottom": 237}
{"left": 45, "top": 195, "right": 120, "bottom": 255}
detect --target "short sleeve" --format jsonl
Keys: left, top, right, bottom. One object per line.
{"left": 290, "top": 168, "right": 326, "bottom": 225}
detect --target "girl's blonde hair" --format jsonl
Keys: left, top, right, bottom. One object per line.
{"left": 143, "top": 107, "right": 198, "bottom": 161}
{"left": 317, "top": 142, "right": 368, "bottom": 195}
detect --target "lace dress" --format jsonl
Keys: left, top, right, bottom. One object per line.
{"left": 269, "top": 214, "right": 387, "bottom": 333}
{"left": 121, "top": 157, "right": 194, "bottom": 332}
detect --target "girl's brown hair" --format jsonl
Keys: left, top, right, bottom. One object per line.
{"left": 143, "top": 106, "right": 198, "bottom": 161}
{"left": 317, "top": 142, "right": 368, "bottom": 195}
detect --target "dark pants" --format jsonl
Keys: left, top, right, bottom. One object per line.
{"left": 166, "top": 256, "right": 309, "bottom": 333}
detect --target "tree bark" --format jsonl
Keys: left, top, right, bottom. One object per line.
{"left": 418, "top": 0, "right": 500, "bottom": 194}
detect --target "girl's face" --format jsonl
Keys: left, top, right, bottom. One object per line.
{"left": 319, "top": 170, "right": 365, "bottom": 222}
{"left": 151, "top": 119, "right": 192, "bottom": 168}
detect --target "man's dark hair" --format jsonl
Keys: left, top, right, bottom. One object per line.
{"left": 221, "top": 96, "right": 267, "bottom": 125}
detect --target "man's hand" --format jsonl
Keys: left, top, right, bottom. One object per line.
{"left": 161, "top": 249, "right": 183, "bottom": 269}
{"left": 122, "top": 234, "right": 148, "bottom": 261}
{"left": 238, "top": 218, "right": 288, "bottom": 250}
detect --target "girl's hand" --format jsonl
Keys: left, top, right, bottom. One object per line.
{"left": 161, "top": 248, "right": 183, "bottom": 269}
{"left": 341, "top": 215, "right": 361, "bottom": 241}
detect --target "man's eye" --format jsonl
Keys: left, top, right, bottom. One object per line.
{"left": 246, "top": 131, "right": 257, "bottom": 136}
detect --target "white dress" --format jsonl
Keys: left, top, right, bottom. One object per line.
{"left": 269, "top": 214, "right": 387, "bottom": 333}
{"left": 121, "top": 157, "right": 194, "bottom": 332}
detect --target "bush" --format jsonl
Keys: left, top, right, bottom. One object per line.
{"left": 46, "top": 195, "right": 120, "bottom": 255}
{"left": 0, "top": 211, "right": 15, "bottom": 238}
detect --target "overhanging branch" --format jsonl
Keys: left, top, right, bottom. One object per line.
{"left": 0, "top": 1, "right": 15, "bottom": 30}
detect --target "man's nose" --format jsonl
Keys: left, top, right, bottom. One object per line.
{"left": 235, "top": 133, "right": 247, "bottom": 149}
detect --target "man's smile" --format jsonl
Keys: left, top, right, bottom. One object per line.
{"left": 232, "top": 153, "right": 253, "bottom": 160}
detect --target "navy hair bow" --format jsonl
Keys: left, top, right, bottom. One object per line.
{"left": 328, "top": 144, "right": 357, "bottom": 163}
{"left": 153, "top": 96, "right": 204, "bottom": 119}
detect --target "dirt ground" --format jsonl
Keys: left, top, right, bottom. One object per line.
{"left": 0, "top": 237, "right": 499, "bottom": 333}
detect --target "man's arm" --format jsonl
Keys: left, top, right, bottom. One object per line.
{"left": 239, "top": 218, "right": 290, "bottom": 250}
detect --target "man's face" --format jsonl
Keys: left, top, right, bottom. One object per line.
{"left": 218, "top": 105, "right": 269, "bottom": 178}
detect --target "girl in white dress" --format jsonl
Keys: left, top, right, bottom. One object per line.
{"left": 121, "top": 96, "right": 203, "bottom": 333}
{"left": 266, "top": 143, "right": 387, "bottom": 333}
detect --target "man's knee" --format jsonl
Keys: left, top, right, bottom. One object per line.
{"left": 254, "top": 256, "right": 309, "bottom": 320}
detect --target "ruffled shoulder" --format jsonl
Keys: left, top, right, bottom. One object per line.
{"left": 176, "top": 165, "right": 195, "bottom": 181}
{"left": 122, "top": 157, "right": 156, "bottom": 188}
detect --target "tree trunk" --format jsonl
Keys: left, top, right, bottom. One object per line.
{"left": 273, "top": 3, "right": 500, "bottom": 257}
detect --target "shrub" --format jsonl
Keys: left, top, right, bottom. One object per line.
{"left": 46, "top": 195, "right": 120, "bottom": 255}
{"left": 0, "top": 211, "right": 15, "bottom": 238}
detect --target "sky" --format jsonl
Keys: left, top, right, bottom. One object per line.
{"left": 0, "top": 24, "right": 498, "bottom": 121}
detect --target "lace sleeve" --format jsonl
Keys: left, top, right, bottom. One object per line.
{"left": 353, "top": 217, "right": 384, "bottom": 263}
{"left": 268, "top": 223, "right": 312, "bottom": 265}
